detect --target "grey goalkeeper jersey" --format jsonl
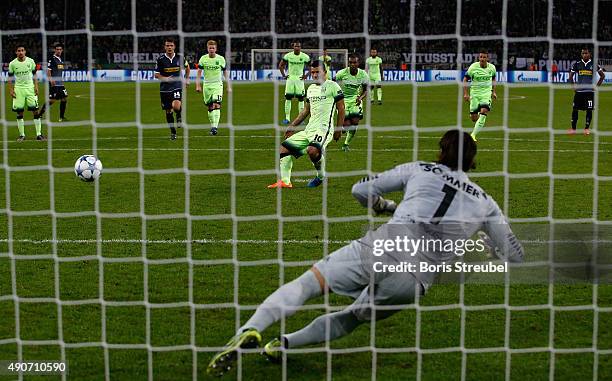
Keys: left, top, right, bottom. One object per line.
{"left": 351, "top": 161, "right": 524, "bottom": 288}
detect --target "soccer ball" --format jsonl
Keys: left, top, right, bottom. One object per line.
{"left": 74, "top": 155, "right": 103, "bottom": 182}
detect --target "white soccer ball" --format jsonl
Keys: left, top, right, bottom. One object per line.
{"left": 74, "top": 155, "right": 103, "bottom": 182}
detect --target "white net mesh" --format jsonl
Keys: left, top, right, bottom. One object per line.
{"left": 1, "top": 0, "right": 612, "bottom": 380}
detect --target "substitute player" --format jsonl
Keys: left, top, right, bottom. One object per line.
{"left": 568, "top": 48, "right": 605, "bottom": 136}
{"left": 279, "top": 42, "right": 310, "bottom": 124}
{"left": 335, "top": 54, "right": 368, "bottom": 152}
{"left": 43, "top": 43, "right": 69, "bottom": 122}
{"left": 365, "top": 48, "right": 383, "bottom": 105}
{"left": 463, "top": 50, "right": 497, "bottom": 142}
{"left": 207, "top": 130, "right": 524, "bottom": 376}
{"left": 8, "top": 45, "right": 46, "bottom": 142}
{"left": 196, "top": 40, "right": 230, "bottom": 136}
{"left": 155, "top": 38, "right": 190, "bottom": 140}
{"left": 267, "top": 60, "right": 345, "bottom": 189}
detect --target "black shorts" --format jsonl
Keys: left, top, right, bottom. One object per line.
{"left": 160, "top": 90, "right": 182, "bottom": 110}
{"left": 573, "top": 91, "right": 594, "bottom": 110}
{"left": 49, "top": 85, "right": 68, "bottom": 100}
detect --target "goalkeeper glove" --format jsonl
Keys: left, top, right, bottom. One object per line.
{"left": 372, "top": 197, "right": 397, "bottom": 215}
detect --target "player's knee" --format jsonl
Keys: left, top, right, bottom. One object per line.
{"left": 480, "top": 109, "right": 488, "bottom": 115}
{"left": 284, "top": 94, "right": 293, "bottom": 101}
{"left": 307, "top": 146, "right": 321, "bottom": 161}
{"left": 351, "top": 119, "right": 359, "bottom": 126}
{"left": 16, "top": 114, "right": 24, "bottom": 120}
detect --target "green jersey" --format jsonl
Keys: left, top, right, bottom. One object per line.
{"left": 305, "top": 80, "right": 344, "bottom": 133}
{"left": 198, "top": 54, "right": 226, "bottom": 84}
{"left": 283, "top": 52, "right": 310, "bottom": 80}
{"left": 366, "top": 56, "right": 383, "bottom": 77}
{"left": 335, "top": 68, "right": 368, "bottom": 99}
{"left": 466, "top": 62, "right": 496, "bottom": 96}
{"left": 318, "top": 54, "right": 332, "bottom": 73}
{"left": 8, "top": 57, "right": 37, "bottom": 89}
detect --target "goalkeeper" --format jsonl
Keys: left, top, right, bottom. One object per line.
{"left": 463, "top": 49, "right": 497, "bottom": 142}
{"left": 207, "top": 130, "right": 524, "bottom": 377}
{"left": 267, "top": 60, "right": 345, "bottom": 189}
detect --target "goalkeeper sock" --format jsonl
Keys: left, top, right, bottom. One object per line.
{"left": 344, "top": 129, "right": 356, "bottom": 146}
{"left": 312, "top": 155, "right": 325, "bottom": 179}
{"left": 284, "top": 100, "right": 292, "bottom": 121}
{"left": 571, "top": 109, "right": 578, "bottom": 129}
{"left": 471, "top": 113, "right": 487, "bottom": 138}
{"left": 34, "top": 118, "right": 42, "bottom": 136}
{"left": 284, "top": 309, "right": 361, "bottom": 348}
{"left": 175, "top": 108, "right": 182, "bottom": 125}
{"left": 585, "top": 110, "right": 592, "bottom": 129}
{"left": 298, "top": 101, "right": 304, "bottom": 114}
{"left": 17, "top": 117, "right": 25, "bottom": 136}
{"left": 239, "top": 270, "right": 321, "bottom": 334}
{"left": 59, "top": 101, "right": 66, "bottom": 118}
{"left": 280, "top": 155, "right": 294, "bottom": 184}
{"left": 377, "top": 88, "right": 382, "bottom": 101}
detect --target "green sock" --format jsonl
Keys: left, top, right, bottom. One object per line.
{"left": 34, "top": 118, "right": 42, "bottom": 136}
{"left": 377, "top": 88, "right": 382, "bottom": 101}
{"left": 344, "top": 130, "right": 356, "bottom": 146}
{"left": 284, "top": 100, "right": 291, "bottom": 121}
{"left": 212, "top": 109, "right": 221, "bottom": 128}
{"left": 472, "top": 113, "right": 487, "bottom": 137}
{"left": 280, "top": 155, "right": 294, "bottom": 184}
{"left": 313, "top": 156, "right": 325, "bottom": 179}
{"left": 17, "top": 119, "right": 25, "bottom": 136}
{"left": 298, "top": 101, "right": 304, "bottom": 114}
{"left": 208, "top": 109, "right": 221, "bottom": 128}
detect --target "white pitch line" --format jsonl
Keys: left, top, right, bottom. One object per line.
{"left": 1, "top": 238, "right": 609, "bottom": 245}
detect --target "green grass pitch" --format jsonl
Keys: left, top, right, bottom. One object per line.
{"left": 1, "top": 82, "right": 612, "bottom": 380}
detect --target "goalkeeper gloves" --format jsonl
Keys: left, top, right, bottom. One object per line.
{"left": 372, "top": 196, "right": 397, "bottom": 215}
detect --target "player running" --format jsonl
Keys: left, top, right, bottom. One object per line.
{"left": 267, "top": 60, "right": 345, "bottom": 189}
{"left": 334, "top": 54, "right": 369, "bottom": 152}
{"left": 207, "top": 130, "right": 524, "bottom": 376}
{"left": 463, "top": 50, "right": 497, "bottom": 142}
{"left": 155, "top": 38, "right": 190, "bottom": 140}
{"left": 279, "top": 42, "right": 311, "bottom": 124}
{"left": 568, "top": 47, "right": 605, "bottom": 136}
{"left": 365, "top": 48, "right": 383, "bottom": 105}
{"left": 42, "top": 43, "right": 69, "bottom": 122}
{"left": 8, "top": 45, "right": 46, "bottom": 142}
{"left": 196, "top": 40, "right": 230, "bottom": 136}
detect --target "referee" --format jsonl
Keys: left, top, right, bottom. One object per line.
{"left": 568, "top": 48, "right": 605, "bottom": 136}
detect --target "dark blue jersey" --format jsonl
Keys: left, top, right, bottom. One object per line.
{"left": 155, "top": 53, "right": 188, "bottom": 92}
{"left": 47, "top": 55, "right": 64, "bottom": 86}
{"left": 570, "top": 59, "right": 601, "bottom": 92}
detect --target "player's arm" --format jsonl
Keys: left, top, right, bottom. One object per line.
{"left": 569, "top": 62, "right": 577, "bottom": 91}
{"left": 351, "top": 163, "right": 414, "bottom": 215}
{"left": 32, "top": 65, "right": 39, "bottom": 96}
{"left": 285, "top": 101, "right": 310, "bottom": 137}
{"left": 279, "top": 59, "right": 287, "bottom": 79}
{"left": 357, "top": 83, "right": 368, "bottom": 105}
{"left": 7, "top": 67, "right": 15, "bottom": 98}
{"left": 462, "top": 75, "right": 471, "bottom": 101}
{"left": 491, "top": 74, "right": 497, "bottom": 100}
{"left": 195, "top": 64, "right": 202, "bottom": 92}
{"left": 596, "top": 66, "right": 605, "bottom": 87}
{"left": 481, "top": 203, "right": 524, "bottom": 263}
{"left": 154, "top": 58, "right": 166, "bottom": 82}
{"left": 300, "top": 60, "right": 310, "bottom": 80}
{"left": 47, "top": 60, "right": 55, "bottom": 87}
{"left": 334, "top": 98, "right": 345, "bottom": 141}
{"left": 184, "top": 59, "right": 191, "bottom": 86}
{"left": 379, "top": 59, "right": 383, "bottom": 79}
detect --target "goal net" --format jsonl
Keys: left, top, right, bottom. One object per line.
{"left": 0, "top": 0, "right": 611, "bottom": 380}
